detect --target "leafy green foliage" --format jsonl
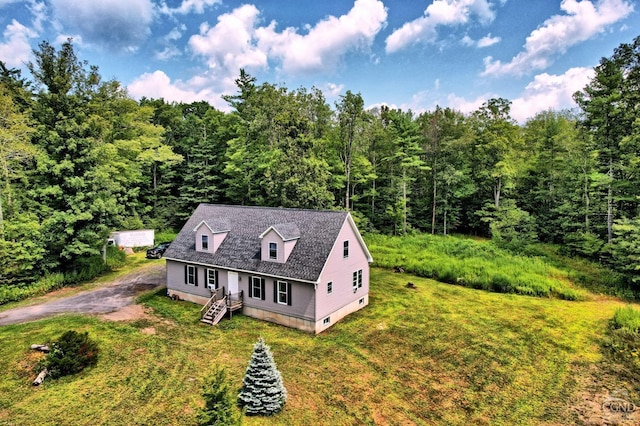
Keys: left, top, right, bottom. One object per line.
{"left": 197, "top": 368, "right": 242, "bottom": 426}
{"left": 105, "top": 245, "right": 126, "bottom": 269}
{"left": 489, "top": 200, "right": 538, "bottom": 250}
{"left": 610, "top": 217, "right": 640, "bottom": 284}
{"left": 3, "top": 36, "right": 640, "bottom": 299}
{"left": 37, "top": 330, "right": 99, "bottom": 379}
{"left": 237, "top": 337, "right": 287, "bottom": 416}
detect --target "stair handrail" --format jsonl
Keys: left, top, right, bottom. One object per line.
{"left": 200, "top": 292, "right": 218, "bottom": 318}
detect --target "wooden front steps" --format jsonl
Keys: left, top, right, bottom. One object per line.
{"left": 200, "top": 290, "right": 244, "bottom": 325}
{"left": 201, "top": 298, "right": 228, "bottom": 325}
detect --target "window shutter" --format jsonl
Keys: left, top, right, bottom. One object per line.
{"left": 249, "top": 278, "right": 254, "bottom": 298}
{"left": 184, "top": 265, "right": 188, "bottom": 284}
{"left": 261, "top": 278, "right": 266, "bottom": 301}
{"left": 287, "top": 282, "right": 292, "bottom": 306}
{"left": 215, "top": 270, "right": 219, "bottom": 290}
{"left": 194, "top": 267, "right": 198, "bottom": 286}
{"left": 273, "top": 281, "right": 277, "bottom": 303}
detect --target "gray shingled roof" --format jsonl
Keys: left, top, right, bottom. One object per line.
{"left": 195, "top": 219, "right": 230, "bottom": 233}
{"left": 164, "top": 204, "right": 350, "bottom": 283}
{"left": 267, "top": 223, "right": 300, "bottom": 241}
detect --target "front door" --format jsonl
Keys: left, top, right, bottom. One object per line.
{"left": 228, "top": 271, "right": 239, "bottom": 295}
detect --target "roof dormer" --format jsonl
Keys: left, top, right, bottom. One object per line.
{"left": 259, "top": 223, "right": 300, "bottom": 263}
{"left": 194, "top": 220, "right": 230, "bottom": 254}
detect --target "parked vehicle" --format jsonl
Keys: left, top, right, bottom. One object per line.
{"left": 146, "top": 242, "right": 171, "bottom": 259}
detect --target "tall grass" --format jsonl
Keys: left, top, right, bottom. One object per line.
{"left": 366, "top": 233, "right": 586, "bottom": 300}
{"left": 603, "top": 306, "right": 640, "bottom": 395}
{"left": 611, "top": 306, "right": 640, "bottom": 333}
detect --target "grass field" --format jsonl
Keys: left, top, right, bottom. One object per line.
{"left": 366, "top": 233, "right": 593, "bottom": 300}
{"left": 0, "top": 262, "right": 633, "bottom": 425}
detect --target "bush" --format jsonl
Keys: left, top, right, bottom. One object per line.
{"left": 65, "top": 255, "right": 109, "bottom": 284}
{"left": 105, "top": 244, "right": 126, "bottom": 269}
{"left": 0, "top": 273, "right": 65, "bottom": 305}
{"left": 198, "top": 368, "right": 241, "bottom": 426}
{"left": 612, "top": 306, "right": 640, "bottom": 334}
{"left": 37, "top": 330, "right": 99, "bottom": 379}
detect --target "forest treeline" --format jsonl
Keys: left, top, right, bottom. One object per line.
{"left": 1, "top": 36, "right": 640, "bottom": 290}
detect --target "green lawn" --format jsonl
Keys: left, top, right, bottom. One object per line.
{"left": 366, "top": 233, "right": 592, "bottom": 300}
{"left": 0, "top": 266, "right": 631, "bottom": 425}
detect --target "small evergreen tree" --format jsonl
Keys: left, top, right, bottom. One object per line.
{"left": 237, "top": 337, "right": 287, "bottom": 416}
{"left": 197, "top": 368, "right": 241, "bottom": 426}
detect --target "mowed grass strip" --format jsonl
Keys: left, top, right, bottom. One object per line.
{"left": 0, "top": 268, "right": 626, "bottom": 425}
{"left": 366, "top": 233, "right": 590, "bottom": 300}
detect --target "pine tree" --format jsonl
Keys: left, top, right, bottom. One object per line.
{"left": 197, "top": 368, "right": 241, "bottom": 426}
{"left": 237, "top": 337, "right": 287, "bottom": 416}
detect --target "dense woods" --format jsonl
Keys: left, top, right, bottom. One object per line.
{"left": 1, "top": 36, "right": 640, "bottom": 292}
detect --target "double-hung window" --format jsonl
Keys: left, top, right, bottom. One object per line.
{"left": 352, "top": 269, "right": 362, "bottom": 292}
{"left": 201, "top": 235, "right": 209, "bottom": 251}
{"left": 327, "top": 281, "right": 333, "bottom": 294}
{"left": 250, "top": 276, "right": 265, "bottom": 300}
{"left": 276, "top": 281, "right": 290, "bottom": 305}
{"left": 343, "top": 240, "right": 349, "bottom": 258}
{"left": 206, "top": 268, "right": 217, "bottom": 289}
{"left": 269, "top": 242, "right": 277, "bottom": 260}
{"left": 185, "top": 265, "right": 197, "bottom": 286}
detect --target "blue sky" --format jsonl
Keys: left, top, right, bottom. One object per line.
{"left": 0, "top": 0, "right": 637, "bottom": 122}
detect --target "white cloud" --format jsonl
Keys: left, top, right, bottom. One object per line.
{"left": 257, "top": 0, "right": 387, "bottom": 74}
{"left": 28, "top": 0, "right": 47, "bottom": 34}
{"left": 386, "top": 0, "right": 495, "bottom": 53}
{"left": 426, "top": 67, "right": 592, "bottom": 122}
{"left": 165, "top": 25, "right": 186, "bottom": 42}
{"left": 160, "top": 0, "right": 221, "bottom": 15}
{"left": 322, "top": 82, "right": 345, "bottom": 97}
{"left": 0, "top": 19, "right": 37, "bottom": 67}
{"left": 461, "top": 35, "right": 474, "bottom": 46}
{"left": 154, "top": 46, "right": 181, "bottom": 61}
{"left": 477, "top": 33, "right": 500, "bottom": 47}
{"left": 510, "top": 67, "right": 594, "bottom": 122}
{"left": 51, "top": 0, "right": 154, "bottom": 52}
{"left": 188, "top": 0, "right": 387, "bottom": 86}
{"left": 189, "top": 4, "right": 268, "bottom": 75}
{"left": 54, "top": 33, "right": 83, "bottom": 46}
{"left": 446, "top": 92, "right": 491, "bottom": 114}
{"left": 460, "top": 32, "right": 500, "bottom": 48}
{"left": 127, "top": 70, "right": 230, "bottom": 110}
{"left": 482, "top": 0, "right": 633, "bottom": 77}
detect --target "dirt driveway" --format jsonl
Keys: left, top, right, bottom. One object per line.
{"left": 0, "top": 262, "right": 166, "bottom": 326}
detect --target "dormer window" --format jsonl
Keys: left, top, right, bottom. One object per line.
{"left": 259, "top": 223, "right": 300, "bottom": 263}
{"left": 194, "top": 220, "right": 229, "bottom": 254}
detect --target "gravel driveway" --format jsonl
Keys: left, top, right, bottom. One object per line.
{"left": 0, "top": 263, "right": 166, "bottom": 326}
